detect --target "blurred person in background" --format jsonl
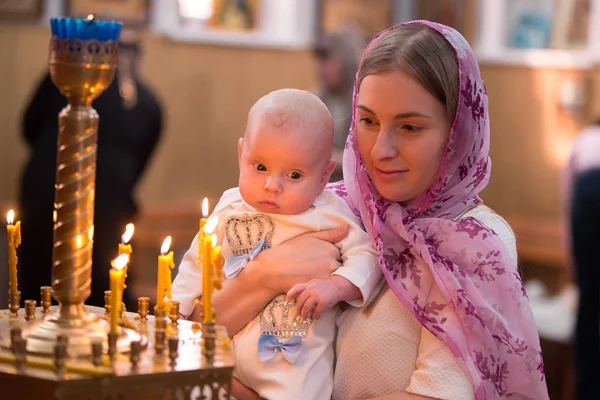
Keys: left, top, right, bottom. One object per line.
{"left": 313, "top": 27, "right": 366, "bottom": 182}
{"left": 562, "top": 120, "right": 600, "bottom": 400}
{"left": 18, "top": 30, "right": 163, "bottom": 309}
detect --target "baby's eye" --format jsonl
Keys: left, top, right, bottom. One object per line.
{"left": 254, "top": 163, "right": 267, "bottom": 171}
{"left": 287, "top": 171, "right": 302, "bottom": 180}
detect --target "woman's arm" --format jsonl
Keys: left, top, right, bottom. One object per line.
{"left": 368, "top": 392, "right": 436, "bottom": 400}
{"left": 208, "top": 225, "right": 349, "bottom": 336}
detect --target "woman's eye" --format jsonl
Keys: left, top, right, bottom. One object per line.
{"left": 254, "top": 163, "right": 267, "bottom": 171}
{"left": 402, "top": 124, "right": 422, "bottom": 132}
{"left": 359, "top": 117, "right": 374, "bottom": 125}
{"left": 288, "top": 171, "right": 302, "bottom": 180}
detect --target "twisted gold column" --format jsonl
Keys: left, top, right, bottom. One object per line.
{"left": 52, "top": 104, "right": 97, "bottom": 312}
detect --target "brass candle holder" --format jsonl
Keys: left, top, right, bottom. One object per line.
{"left": 203, "top": 322, "right": 216, "bottom": 364}
{"left": 168, "top": 337, "right": 178, "bottom": 367}
{"left": 13, "top": 337, "right": 27, "bottom": 372}
{"left": 104, "top": 290, "right": 112, "bottom": 316}
{"left": 107, "top": 332, "right": 118, "bottom": 360}
{"left": 91, "top": 340, "right": 102, "bottom": 366}
{"left": 40, "top": 286, "right": 52, "bottom": 313}
{"left": 8, "top": 291, "right": 20, "bottom": 318}
{"left": 129, "top": 340, "right": 141, "bottom": 371}
{"left": 137, "top": 297, "right": 149, "bottom": 322}
{"left": 0, "top": 17, "right": 145, "bottom": 357}
{"left": 24, "top": 300, "right": 36, "bottom": 321}
{"left": 169, "top": 300, "right": 180, "bottom": 325}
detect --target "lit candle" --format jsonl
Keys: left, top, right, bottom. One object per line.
{"left": 203, "top": 216, "right": 219, "bottom": 323}
{"left": 118, "top": 223, "right": 134, "bottom": 289}
{"left": 118, "top": 223, "right": 134, "bottom": 258}
{"left": 157, "top": 236, "right": 174, "bottom": 310}
{"left": 6, "top": 210, "right": 21, "bottom": 294}
{"left": 211, "top": 234, "right": 223, "bottom": 290}
{"left": 198, "top": 198, "right": 209, "bottom": 269}
{"left": 109, "top": 254, "right": 129, "bottom": 333}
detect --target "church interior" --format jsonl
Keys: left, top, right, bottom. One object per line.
{"left": 1, "top": 1, "right": 599, "bottom": 399}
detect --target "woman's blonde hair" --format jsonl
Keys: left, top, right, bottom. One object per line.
{"left": 358, "top": 23, "right": 459, "bottom": 119}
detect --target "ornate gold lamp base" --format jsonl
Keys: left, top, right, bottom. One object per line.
{"left": 0, "top": 305, "right": 145, "bottom": 357}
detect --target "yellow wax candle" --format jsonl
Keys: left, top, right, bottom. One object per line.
{"left": 6, "top": 210, "right": 21, "bottom": 294}
{"left": 118, "top": 223, "right": 134, "bottom": 289}
{"left": 157, "top": 236, "right": 174, "bottom": 310}
{"left": 211, "top": 234, "right": 223, "bottom": 290}
{"left": 202, "top": 216, "right": 219, "bottom": 323}
{"left": 198, "top": 198, "right": 208, "bottom": 269}
{"left": 109, "top": 254, "right": 128, "bottom": 333}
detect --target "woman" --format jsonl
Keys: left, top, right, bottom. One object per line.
{"left": 208, "top": 21, "right": 549, "bottom": 399}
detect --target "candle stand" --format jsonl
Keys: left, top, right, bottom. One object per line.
{"left": 0, "top": 306, "right": 233, "bottom": 400}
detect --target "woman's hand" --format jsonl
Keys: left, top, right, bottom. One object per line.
{"left": 210, "top": 225, "right": 349, "bottom": 337}
{"left": 253, "top": 224, "right": 349, "bottom": 294}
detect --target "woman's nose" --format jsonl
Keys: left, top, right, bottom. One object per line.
{"left": 371, "top": 129, "right": 398, "bottom": 161}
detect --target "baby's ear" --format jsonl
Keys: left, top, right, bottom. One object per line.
{"left": 321, "top": 160, "right": 336, "bottom": 190}
{"left": 238, "top": 138, "right": 244, "bottom": 161}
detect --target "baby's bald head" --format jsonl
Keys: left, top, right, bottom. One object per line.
{"left": 243, "top": 88, "right": 334, "bottom": 163}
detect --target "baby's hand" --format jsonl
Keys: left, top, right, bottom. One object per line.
{"left": 287, "top": 279, "right": 340, "bottom": 320}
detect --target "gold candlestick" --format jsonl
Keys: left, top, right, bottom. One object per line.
{"left": 5, "top": 19, "right": 145, "bottom": 356}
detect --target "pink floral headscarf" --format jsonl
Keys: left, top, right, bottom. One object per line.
{"left": 328, "top": 21, "right": 548, "bottom": 399}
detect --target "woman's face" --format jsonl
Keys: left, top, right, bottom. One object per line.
{"left": 356, "top": 69, "right": 451, "bottom": 203}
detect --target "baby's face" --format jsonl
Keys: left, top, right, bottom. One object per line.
{"left": 238, "top": 116, "right": 333, "bottom": 215}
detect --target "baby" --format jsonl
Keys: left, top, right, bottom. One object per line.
{"left": 172, "top": 88, "right": 381, "bottom": 400}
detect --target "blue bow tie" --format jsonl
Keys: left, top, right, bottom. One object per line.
{"left": 223, "top": 237, "right": 266, "bottom": 279}
{"left": 258, "top": 334, "right": 303, "bottom": 364}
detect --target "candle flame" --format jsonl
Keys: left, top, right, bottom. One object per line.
{"left": 203, "top": 216, "right": 219, "bottom": 235}
{"left": 112, "top": 254, "right": 129, "bottom": 270}
{"left": 121, "top": 223, "right": 134, "bottom": 244}
{"left": 87, "top": 14, "right": 95, "bottom": 21}
{"left": 161, "top": 236, "right": 172, "bottom": 255}
{"left": 88, "top": 225, "right": 95, "bottom": 241}
{"left": 76, "top": 235, "right": 83, "bottom": 249}
{"left": 6, "top": 210, "right": 14, "bottom": 225}
{"left": 53, "top": 210, "right": 57, "bottom": 223}
{"left": 202, "top": 198, "right": 209, "bottom": 218}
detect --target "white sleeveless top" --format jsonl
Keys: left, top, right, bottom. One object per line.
{"left": 333, "top": 205, "right": 517, "bottom": 400}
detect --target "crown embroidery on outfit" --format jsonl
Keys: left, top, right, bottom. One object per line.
{"left": 257, "top": 295, "right": 314, "bottom": 364}
{"left": 225, "top": 213, "right": 275, "bottom": 256}
{"left": 259, "top": 295, "right": 314, "bottom": 339}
